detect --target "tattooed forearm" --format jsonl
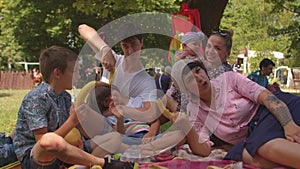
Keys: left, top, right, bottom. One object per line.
{"left": 266, "top": 92, "right": 292, "bottom": 126}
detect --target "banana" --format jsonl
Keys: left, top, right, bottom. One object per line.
{"left": 91, "top": 165, "right": 102, "bottom": 169}
{"left": 157, "top": 98, "right": 175, "bottom": 118}
{"left": 65, "top": 81, "right": 96, "bottom": 146}
{"left": 64, "top": 128, "right": 81, "bottom": 146}
{"left": 109, "top": 68, "right": 115, "bottom": 85}
{"left": 75, "top": 81, "right": 97, "bottom": 108}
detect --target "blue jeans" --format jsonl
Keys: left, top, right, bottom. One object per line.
{"left": 122, "top": 131, "right": 148, "bottom": 145}
{"left": 0, "top": 133, "right": 18, "bottom": 167}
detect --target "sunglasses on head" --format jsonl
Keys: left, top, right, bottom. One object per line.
{"left": 212, "top": 29, "right": 230, "bottom": 38}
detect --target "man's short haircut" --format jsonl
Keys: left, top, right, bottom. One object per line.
{"left": 39, "top": 46, "right": 78, "bottom": 83}
{"left": 118, "top": 22, "right": 143, "bottom": 43}
{"left": 259, "top": 58, "right": 275, "bottom": 69}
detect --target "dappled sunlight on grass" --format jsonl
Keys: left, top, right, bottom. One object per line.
{"left": 0, "top": 90, "right": 30, "bottom": 134}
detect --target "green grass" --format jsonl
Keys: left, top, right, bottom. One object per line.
{"left": 0, "top": 89, "right": 30, "bottom": 135}
{"left": 292, "top": 92, "right": 300, "bottom": 96}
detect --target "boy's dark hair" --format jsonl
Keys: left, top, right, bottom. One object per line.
{"left": 94, "top": 82, "right": 111, "bottom": 113}
{"left": 259, "top": 58, "right": 275, "bottom": 69}
{"left": 39, "top": 46, "right": 78, "bottom": 83}
{"left": 118, "top": 22, "right": 143, "bottom": 43}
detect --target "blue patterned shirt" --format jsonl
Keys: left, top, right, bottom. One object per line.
{"left": 247, "top": 70, "right": 269, "bottom": 88}
{"left": 13, "top": 82, "right": 72, "bottom": 161}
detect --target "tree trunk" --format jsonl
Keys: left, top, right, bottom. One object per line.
{"left": 190, "top": 0, "right": 228, "bottom": 36}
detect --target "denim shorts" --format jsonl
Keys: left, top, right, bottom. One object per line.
{"left": 21, "top": 148, "right": 71, "bottom": 169}
{"left": 225, "top": 91, "right": 300, "bottom": 160}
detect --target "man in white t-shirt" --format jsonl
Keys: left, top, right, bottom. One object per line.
{"left": 78, "top": 22, "right": 159, "bottom": 139}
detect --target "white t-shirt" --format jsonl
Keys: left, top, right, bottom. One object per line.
{"left": 101, "top": 51, "right": 157, "bottom": 103}
{"left": 100, "top": 51, "right": 123, "bottom": 83}
{"left": 114, "top": 67, "right": 157, "bottom": 102}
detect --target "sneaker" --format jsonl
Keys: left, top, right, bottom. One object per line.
{"left": 102, "top": 156, "right": 134, "bottom": 169}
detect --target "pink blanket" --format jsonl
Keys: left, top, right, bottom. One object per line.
{"left": 139, "top": 159, "right": 258, "bottom": 169}
{"left": 138, "top": 145, "right": 289, "bottom": 169}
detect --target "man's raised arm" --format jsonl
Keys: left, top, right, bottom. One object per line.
{"left": 78, "top": 24, "right": 115, "bottom": 71}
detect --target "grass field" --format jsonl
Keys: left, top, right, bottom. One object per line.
{"left": 0, "top": 89, "right": 30, "bottom": 135}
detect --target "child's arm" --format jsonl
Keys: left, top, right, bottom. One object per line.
{"left": 109, "top": 105, "right": 126, "bottom": 134}
{"left": 174, "top": 50, "right": 190, "bottom": 62}
{"left": 54, "top": 104, "right": 79, "bottom": 137}
{"left": 32, "top": 105, "right": 79, "bottom": 143}
{"left": 171, "top": 112, "right": 211, "bottom": 157}
{"left": 115, "top": 116, "right": 125, "bottom": 134}
{"left": 116, "top": 101, "right": 159, "bottom": 123}
{"left": 33, "top": 128, "right": 48, "bottom": 142}
{"left": 159, "top": 102, "right": 211, "bottom": 157}
{"left": 142, "top": 119, "right": 160, "bottom": 144}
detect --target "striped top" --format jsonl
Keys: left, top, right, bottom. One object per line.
{"left": 106, "top": 116, "right": 149, "bottom": 137}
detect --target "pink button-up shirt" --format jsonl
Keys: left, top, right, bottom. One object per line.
{"left": 188, "top": 71, "right": 266, "bottom": 145}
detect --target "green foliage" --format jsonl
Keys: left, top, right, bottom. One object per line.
{"left": 73, "top": 0, "right": 181, "bottom": 18}
{"left": 0, "top": 0, "right": 298, "bottom": 72}
{"left": 0, "top": 0, "right": 182, "bottom": 71}
{"left": 0, "top": 0, "right": 99, "bottom": 70}
{"left": 220, "top": 0, "right": 300, "bottom": 73}
{"left": 72, "top": 0, "right": 182, "bottom": 69}
{"left": 265, "top": 0, "right": 300, "bottom": 67}
{"left": 222, "top": 0, "right": 292, "bottom": 65}
{"left": 247, "top": 54, "right": 277, "bottom": 74}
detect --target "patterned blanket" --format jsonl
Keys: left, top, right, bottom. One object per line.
{"left": 138, "top": 144, "right": 288, "bottom": 169}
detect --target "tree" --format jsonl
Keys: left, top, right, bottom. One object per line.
{"left": 72, "top": 0, "right": 230, "bottom": 67}
{"left": 220, "top": 0, "right": 292, "bottom": 68}
{"left": 2, "top": 0, "right": 297, "bottom": 72}
{"left": 265, "top": 0, "right": 300, "bottom": 67}
{"left": 0, "top": 0, "right": 185, "bottom": 70}
{"left": 2, "top": 0, "right": 253, "bottom": 71}
{"left": 0, "top": 0, "right": 23, "bottom": 70}
{"left": 190, "top": 0, "right": 229, "bottom": 36}
{"left": 0, "top": 0, "right": 100, "bottom": 71}
{"left": 73, "top": 0, "right": 229, "bottom": 36}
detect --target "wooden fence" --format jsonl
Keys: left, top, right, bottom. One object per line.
{"left": 0, "top": 72, "right": 34, "bottom": 89}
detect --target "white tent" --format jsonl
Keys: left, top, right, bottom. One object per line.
{"left": 235, "top": 49, "right": 284, "bottom": 75}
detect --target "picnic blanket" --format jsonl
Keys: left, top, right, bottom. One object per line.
{"left": 138, "top": 144, "right": 288, "bottom": 169}
{"left": 139, "top": 159, "right": 257, "bottom": 169}
{"left": 69, "top": 144, "right": 290, "bottom": 169}
{"left": 137, "top": 145, "right": 252, "bottom": 169}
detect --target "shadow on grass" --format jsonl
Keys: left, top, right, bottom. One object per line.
{"left": 0, "top": 93, "right": 12, "bottom": 98}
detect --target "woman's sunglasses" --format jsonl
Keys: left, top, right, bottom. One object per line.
{"left": 212, "top": 30, "right": 230, "bottom": 38}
